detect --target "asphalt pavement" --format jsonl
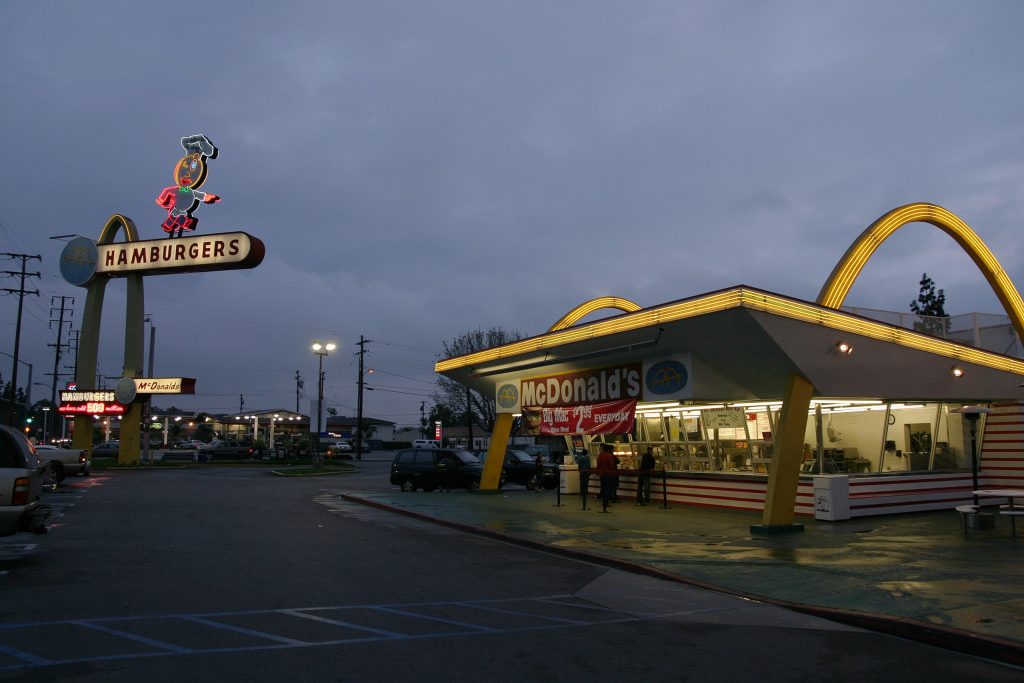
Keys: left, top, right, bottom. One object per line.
{"left": 344, "top": 452, "right": 1024, "bottom": 666}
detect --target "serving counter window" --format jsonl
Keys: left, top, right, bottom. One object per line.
{"left": 580, "top": 400, "right": 984, "bottom": 476}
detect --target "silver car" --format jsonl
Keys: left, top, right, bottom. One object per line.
{"left": 0, "top": 426, "right": 50, "bottom": 536}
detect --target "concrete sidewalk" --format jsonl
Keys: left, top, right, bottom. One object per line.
{"left": 342, "top": 486, "right": 1024, "bottom": 665}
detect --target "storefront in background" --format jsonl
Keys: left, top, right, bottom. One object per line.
{"left": 436, "top": 285, "right": 1024, "bottom": 522}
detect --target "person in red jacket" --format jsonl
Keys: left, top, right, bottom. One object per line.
{"left": 596, "top": 443, "right": 618, "bottom": 512}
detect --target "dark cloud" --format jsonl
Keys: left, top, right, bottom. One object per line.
{"left": 2, "top": 1, "right": 1022, "bottom": 422}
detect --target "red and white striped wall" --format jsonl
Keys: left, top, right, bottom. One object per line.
{"left": 980, "top": 402, "right": 1024, "bottom": 487}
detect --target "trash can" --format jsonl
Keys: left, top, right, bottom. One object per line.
{"left": 559, "top": 465, "right": 580, "bottom": 494}
{"left": 813, "top": 475, "right": 850, "bottom": 521}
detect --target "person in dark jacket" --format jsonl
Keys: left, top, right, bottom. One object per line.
{"left": 636, "top": 447, "right": 656, "bottom": 505}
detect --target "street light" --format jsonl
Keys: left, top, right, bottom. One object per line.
{"left": 311, "top": 341, "right": 336, "bottom": 466}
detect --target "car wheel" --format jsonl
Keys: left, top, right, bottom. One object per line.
{"left": 400, "top": 478, "right": 416, "bottom": 492}
{"left": 51, "top": 461, "right": 66, "bottom": 483}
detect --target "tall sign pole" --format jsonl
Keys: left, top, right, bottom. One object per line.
{"left": 58, "top": 135, "right": 265, "bottom": 464}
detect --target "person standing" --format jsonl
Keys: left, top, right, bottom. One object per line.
{"left": 576, "top": 447, "right": 592, "bottom": 500}
{"left": 637, "top": 447, "right": 656, "bottom": 505}
{"left": 596, "top": 443, "right": 618, "bottom": 512}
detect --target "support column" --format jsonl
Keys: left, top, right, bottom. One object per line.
{"left": 753, "top": 373, "right": 814, "bottom": 534}
{"left": 480, "top": 412, "right": 513, "bottom": 491}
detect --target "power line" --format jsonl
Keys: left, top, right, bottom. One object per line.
{"left": 1, "top": 252, "right": 41, "bottom": 425}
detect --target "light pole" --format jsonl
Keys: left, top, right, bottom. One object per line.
{"left": 312, "top": 340, "right": 336, "bottom": 466}
{"left": 953, "top": 405, "right": 992, "bottom": 505}
{"left": 41, "top": 407, "right": 50, "bottom": 445}
{"left": 142, "top": 314, "right": 156, "bottom": 464}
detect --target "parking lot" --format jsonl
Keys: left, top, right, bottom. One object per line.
{"left": 2, "top": 464, "right": 1023, "bottom": 680}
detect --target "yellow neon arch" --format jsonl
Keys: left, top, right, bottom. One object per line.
{"left": 817, "top": 202, "right": 1024, "bottom": 341}
{"left": 549, "top": 296, "right": 643, "bottom": 332}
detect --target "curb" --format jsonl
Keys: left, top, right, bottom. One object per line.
{"left": 341, "top": 493, "right": 1024, "bottom": 668}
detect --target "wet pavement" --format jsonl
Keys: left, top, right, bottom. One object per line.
{"left": 341, "top": 485, "right": 1024, "bottom": 663}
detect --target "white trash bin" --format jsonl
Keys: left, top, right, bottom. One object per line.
{"left": 559, "top": 465, "right": 580, "bottom": 494}
{"left": 813, "top": 475, "right": 850, "bottom": 521}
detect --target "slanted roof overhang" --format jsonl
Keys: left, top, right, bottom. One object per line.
{"left": 436, "top": 286, "right": 1024, "bottom": 402}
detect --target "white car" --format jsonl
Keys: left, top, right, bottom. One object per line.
{"left": 35, "top": 444, "right": 90, "bottom": 482}
{"left": 0, "top": 426, "right": 49, "bottom": 536}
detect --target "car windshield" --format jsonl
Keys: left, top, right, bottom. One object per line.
{"left": 454, "top": 450, "right": 480, "bottom": 464}
{"left": 507, "top": 450, "right": 534, "bottom": 464}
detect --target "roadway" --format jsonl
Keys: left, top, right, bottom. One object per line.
{"left": 0, "top": 460, "right": 1019, "bottom": 681}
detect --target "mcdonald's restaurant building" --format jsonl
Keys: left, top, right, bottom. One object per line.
{"left": 436, "top": 205, "right": 1024, "bottom": 530}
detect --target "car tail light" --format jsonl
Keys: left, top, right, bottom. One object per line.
{"left": 12, "top": 477, "right": 30, "bottom": 506}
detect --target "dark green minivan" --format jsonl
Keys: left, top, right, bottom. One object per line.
{"left": 390, "top": 448, "right": 484, "bottom": 492}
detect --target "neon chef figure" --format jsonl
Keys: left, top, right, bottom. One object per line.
{"left": 156, "top": 134, "right": 221, "bottom": 238}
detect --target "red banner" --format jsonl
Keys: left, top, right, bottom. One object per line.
{"left": 522, "top": 399, "right": 637, "bottom": 435}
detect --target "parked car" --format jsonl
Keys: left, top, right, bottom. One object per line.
{"left": 501, "top": 449, "right": 559, "bottom": 490}
{"left": 197, "top": 440, "right": 255, "bottom": 461}
{"left": 323, "top": 441, "right": 353, "bottom": 460}
{"left": 91, "top": 441, "right": 120, "bottom": 457}
{"left": 0, "top": 425, "right": 50, "bottom": 537}
{"left": 390, "top": 448, "right": 484, "bottom": 492}
{"left": 34, "top": 444, "right": 90, "bottom": 482}
{"left": 176, "top": 440, "right": 206, "bottom": 450}
{"left": 412, "top": 439, "right": 440, "bottom": 449}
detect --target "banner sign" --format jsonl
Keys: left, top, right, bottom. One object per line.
{"left": 519, "top": 365, "right": 641, "bottom": 409}
{"left": 134, "top": 377, "right": 196, "bottom": 394}
{"left": 703, "top": 407, "right": 747, "bottom": 429}
{"left": 61, "top": 390, "right": 116, "bottom": 403}
{"left": 60, "top": 232, "right": 265, "bottom": 286}
{"left": 522, "top": 399, "right": 637, "bottom": 435}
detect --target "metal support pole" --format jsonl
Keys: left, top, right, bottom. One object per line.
{"left": 661, "top": 469, "right": 669, "bottom": 509}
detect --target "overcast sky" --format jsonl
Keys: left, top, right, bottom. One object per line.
{"left": 2, "top": 1, "right": 1023, "bottom": 426}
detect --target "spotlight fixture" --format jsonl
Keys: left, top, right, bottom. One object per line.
{"left": 836, "top": 341, "right": 853, "bottom": 355}
{"left": 951, "top": 366, "right": 964, "bottom": 378}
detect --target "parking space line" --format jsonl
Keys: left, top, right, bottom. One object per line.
{"left": 0, "top": 642, "right": 52, "bottom": 666}
{"left": 73, "top": 621, "right": 193, "bottom": 654}
{"left": 0, "top": 593, "right": 651, "bottom": 671}
{"left": 182, "top": 616, "right": 308, "bottom": 645}
{"left": 371, "top": 606, "right": 500, "bottom": 632}
{"left": 455, "top": 602, "right": 588, "bottom": 624}
{"left": 282, "top": 610, "right": 408, "bottom": 638}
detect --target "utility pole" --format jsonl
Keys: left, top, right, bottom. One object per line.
{"left": 2, "top": 252, "right": 41, "bottom": 426}
{"left": 239, "top": 394, "right": 245, "bottom": 415}
{"left": 466, "top": 384, "right": 473, "bottom": 449}
{"left": 295, "top": 370, "right": 303, "bottom": 413}
{"left": 48, "top": 295, "right": 74, "bottom": 443}
{"left": 420, "top": 401, "right": 426, "bottom": 439}
{"left": 355, "top": 335, "right": 372, "bottom": 461}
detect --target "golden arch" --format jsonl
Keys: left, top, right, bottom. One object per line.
{"left": 549, "top": 296, "right": 643, "bottom": 332}
{"left": 817, "top": 202, "right": 1024, "bottom": 340}
{"left": 764, "top": 203, "right": 1024, "bottom": 531}
{"left": 72, "top": 214, "right": 147, "bottom": 464}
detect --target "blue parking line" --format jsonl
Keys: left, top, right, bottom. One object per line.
{"left": 371, "top": 606, "right": 499, "bottom": 632}
{"left": 73, "top": 620, "right": 193, "bottom": 654}
{"left": 0, "top": 593, "right": 650, "bottom": 671}
{"left": 0, "top": 641, "right": 52, "bottom": 666}
{"left": 282, "top": 610, "right": 409, "bottom": 638}
{"left": 182, "top": 616, "right": 308, "bottom": 645}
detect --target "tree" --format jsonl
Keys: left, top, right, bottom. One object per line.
{"left": 910, "top": 273, "right": 949, "bottom": 336}
{"left": 434, "top": 326, "right": 523, "bottom": 433}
